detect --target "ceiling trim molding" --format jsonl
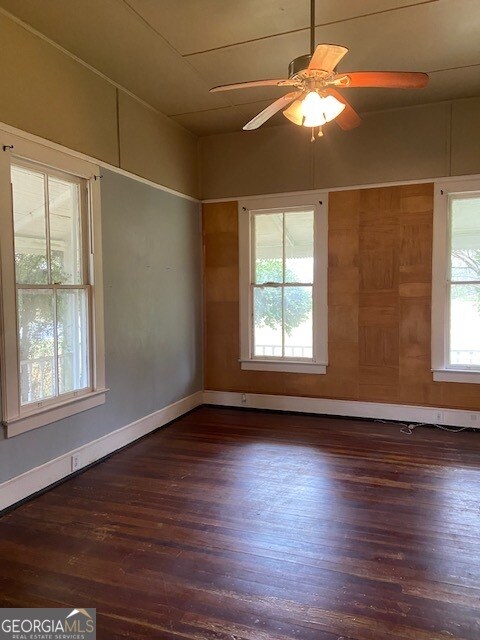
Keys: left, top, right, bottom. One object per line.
{"left": 201, "top": 172, "right": 480, "bottom": 204}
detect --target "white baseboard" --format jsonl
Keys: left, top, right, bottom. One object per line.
{"left": 204, "top": 390, "right": 480, "bottom": 430}
{"left": 0, "top": 390, "right": 203, "bottom": 512}
{"left": 3, "top": 388, "right": 477, "bottom": 512}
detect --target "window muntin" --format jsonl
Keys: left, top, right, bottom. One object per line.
{"left": 12, "top": 161, "right": 91, "bottom": 408}
{"left": 239, "top": 194, "right": 327, "bottom": 374}
{"left": 448, "top": 192, "right": 480, "bottom": 369}
{"left": 0, "top": 131, "right": 106, "bottom": 437}
{"left": 251, "top": 208, "right": 314, "bottom": 361}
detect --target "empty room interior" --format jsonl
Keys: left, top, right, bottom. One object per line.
{"left": 0, "top": 0, "right": 480, "bottom": 638}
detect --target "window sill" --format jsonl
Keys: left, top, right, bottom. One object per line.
{"left": 240, "top": 360, "right": 327, "bottom": 374}
{"left": 4, "top": 389, "right": 108, "bottom": 438}
{"left": 432, "top": 369, "right": 480, "bottom": 384}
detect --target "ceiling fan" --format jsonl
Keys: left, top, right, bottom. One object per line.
{"left": 209, "top": 0, "right": 429, "bottom": 139}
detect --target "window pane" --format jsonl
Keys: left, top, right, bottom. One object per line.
{"left": 18, "top": 289, "right": 55, "bottom": 404}
{"left": 285, "top": 210, "right": 314, "bottom": 283}
{"left": 254, "top": 213, "right": 283, "bottom": 284}
{"left": 49, "top": 176, "right": 83, "bottom": 284}
{"left": 450, "top": 195, "right": 480, "bottom": 281}
{"left": 284, "top": 287, "right": 313, "bottom": 359}
{"left": 57, "top": 289, "right": 89, "bottom": 394}
{"left": 12, "top": 165, "right": 48, "bottom": 285}
{"left": 253, "top": 286, "right": 282, "bottom": 357}
{"left": 450, "top": 284, "right": 480, "bottom": 366}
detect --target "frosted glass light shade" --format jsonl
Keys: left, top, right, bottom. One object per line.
{"left": 300, "top": 91, "right": 345, "bottom": 127}
{"left": 283, "top": 98, "right": 304, "bottom": 125}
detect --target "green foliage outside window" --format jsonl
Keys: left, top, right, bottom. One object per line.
{"left": 254, "top": 259, "right": 311, "bottom": 335}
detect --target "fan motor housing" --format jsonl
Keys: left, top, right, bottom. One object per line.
{"left": 288, "top": 54, "right": 312, "bottom": 78}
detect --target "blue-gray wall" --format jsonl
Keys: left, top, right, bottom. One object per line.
{"left": 0, "top": 169, "right": 203, "bottom": 483}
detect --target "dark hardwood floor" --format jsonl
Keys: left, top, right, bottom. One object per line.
{"left": 1, "top": 406, "right": 479, "bottom": 639}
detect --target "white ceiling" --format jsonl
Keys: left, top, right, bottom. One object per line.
{"left": 1, "top": 0, "right": 479, "bottom": 136}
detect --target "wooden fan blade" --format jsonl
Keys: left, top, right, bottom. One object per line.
{"left": 308, "top": 44, "right": 349, "bottom": 73}
{"left": 340, "top": 71, "right": 429, "bottom": 89}
{"left": 243, "top": 92, "right": 301, "bottom": 130}
{"left": 326, "top": 88, "right": 362, "bottom": 130}
{"left": 210, "top": 79, "right": 292, "bottom": 93}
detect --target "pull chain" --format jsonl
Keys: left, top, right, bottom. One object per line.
{"left": 311, "top": 127, "right": 324, "bottom": 141}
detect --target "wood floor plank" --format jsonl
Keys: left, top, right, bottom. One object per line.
{"left": 0, "top": 406, "right": 479, "bottom": 639}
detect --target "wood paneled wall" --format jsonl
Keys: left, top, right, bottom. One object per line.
{"left": 203, "top": 184, "right": 480, "bottom": 410}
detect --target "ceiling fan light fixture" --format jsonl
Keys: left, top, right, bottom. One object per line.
{"left": 301, "top": 91, "right": 345, "bottom": 127}
{"left": 283, "top": 94, "right": 306, "bottom": 125}
{"left": 209, "top": 0, "right": 428, "bottom": 134}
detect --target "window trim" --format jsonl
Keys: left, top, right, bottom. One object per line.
{"left": 238, "top": 193, "right": 328, "bottom": 375}
{"left": 432, "top": 177, "right": 480, "bottom": 384}
{"left": 0, "top": 131, "right": 107, "bottom": 437}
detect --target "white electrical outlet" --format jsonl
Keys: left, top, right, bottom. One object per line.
{"left": 71, "top": 454, "right": 81, "bottom": 472}
{"left": 434, "top": 411, "right": 443, "bottom": 424}
{"left": 241, "top": 393, "right": 247, "bottom": 405}
{"left": 471, "top": 414, "right": 478, "bottom": 424}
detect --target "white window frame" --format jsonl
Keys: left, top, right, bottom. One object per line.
{"left": 239, "top": 193, "right": 328, "bottom": 374}
{"left": 0, "top": 130, "right": 107, "bottom": 437}
{"left": 432, "top": 177, "right": 480, "bottom": 384}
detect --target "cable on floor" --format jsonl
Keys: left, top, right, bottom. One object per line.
{"left": 374, "top": 418, "right": 469, "bottom": 435}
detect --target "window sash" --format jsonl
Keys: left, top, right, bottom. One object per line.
{"left": 446, "top": 281, "right": 480, "bottom": 370}
{"left": 432, "top": 180, "right": 480, "bottom": 380}
{"left": 12, "top": 162, "right": 93, "bottom": 405}
{"left": 239, "top": 194, "right": 327, "bottom": 374}
{"left": 248, "top": 208, "right": 318, "bottom": 363}
{"left": 447, "top": 191, "right": 480, "bottom": 284}
{"left": 250, "top": 283, "right": 314, "bottom": 360}
{"left": 19, "top": 382, "right": 94, "bottom": 417}
{"left": 446, "top": 192, "right": 480, "bottom": 370}
{"left": 12, "top": 158, "right": 89, "bottom": 287}
{"left": 16, "top": 284, "right": 93, "bottom": 409}
{"left": 0, "top": 131, "right": 106, "bottom": 434}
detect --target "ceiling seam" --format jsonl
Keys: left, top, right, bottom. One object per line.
{"left": 172, "top": 104, "right": 256, "bottom": 118}
{"left": 429, "top": 63, "right": 480, "bottom": 74}
{"left": 195, "top": 95, "right": 480, "bottom": 138}
{"left": 2, "top": 1, "right": 477, "bottom": 136}
{"left": 169, "top": 60, "right": 480, "bottom": 118}
{"left": 0, "top": 5, "right": 197, "bottom": 137}
{"left": 119, "top": 0, "right": 240, "bottom": 116}
{"left": 182, "top": 0, "right": 440, "bottom": 57}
